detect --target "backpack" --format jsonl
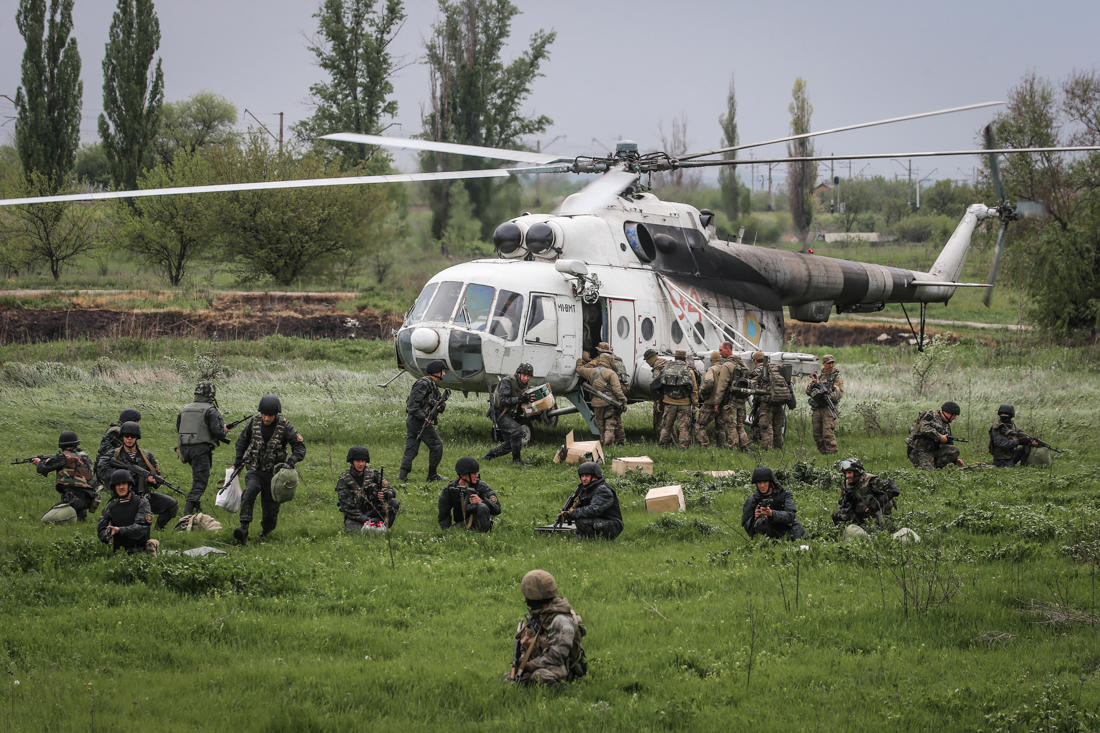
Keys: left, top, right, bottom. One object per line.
{"left": 661, "top": 361, "right": 693, "bottom": 400}
{"left": 611, "top": 355, "right": 630, "bottom": 390}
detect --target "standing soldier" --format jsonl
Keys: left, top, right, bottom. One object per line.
{"left": 644, "top": 349, "right": 670, "bottom": 431}
{"left": 232, "top": 395, "right": 306, "bottom": 544}
{"left": 575, "top": 353, "right": 628, "bottom": 446}
{"left": 484, "top": 363, "right": 535, "bottom": 464}
{"left": 750, "top": 351, "right": 795, "bottom": 451}
{"left": 695, "top": 351, "right": 723, "bottom": 447}
{"left": 97, "top": 421, "right": 178, "bottom": 530}
{"left": 335, "top": 446, "right": 398, "bottom": 532}
{"left": 906, "top": 401, "right": 965, "bottom": 469}
{"left": 988, "top": 404, "right": 1041, "bottom": 467}
{"left": 97, "top": 408, "right": 141, "bottom": 465}
{"left": 713, "top": 341, "right": 752, "bottom": 450}
{"left": 557, "top": 462, "right": 624, "bottom": 540}
{"left": 400, "top": 360, "right": 448, "bottom": 481}
{"left": 658, "top": 350, "right": 698, "bottom": 449}
{"left": 176, "top": 381, "right": 228, "bottom": 515}
{"left": 438, "top": 456, "right": 501, "bottom": 532}
{"left": 97, "top": 469, "right": 156, "bottom": 555}
{"left": 832, "top": 458, "right": 899, "bottom": 528}
{"left": 31, "top": 431, "right": 96, "bottom": 524}
{"left": 806, "top": 354, "right": 844, "bottom": 454}
{"left": 506, "top": 570, "right": 587, "bottom": 687}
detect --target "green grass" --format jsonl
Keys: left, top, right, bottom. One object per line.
{"left": 1, "top": 337, "right": 1099, "bottom": 731}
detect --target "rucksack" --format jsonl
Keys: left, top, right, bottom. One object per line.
{"left": 611, "top": 355, "right": 630, "bottom": 390}
{"left": 662, "top": 361, "right": 693, "bottom": 399}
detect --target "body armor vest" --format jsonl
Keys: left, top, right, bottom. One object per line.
{"left": 178, "top": 402, "right": 215, "bottom": 447}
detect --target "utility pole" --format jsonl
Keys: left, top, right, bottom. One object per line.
{"left": 244, "top": 109, "right": 283, "bottom": 152}
{"left": 278, "top": 112, "right": 284, "bottom": 154}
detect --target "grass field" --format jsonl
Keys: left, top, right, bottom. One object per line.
{"left": 1, "top": 336, "right": 1099, "bottom": 731}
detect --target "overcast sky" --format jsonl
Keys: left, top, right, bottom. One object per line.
{"left": 1, "top": 0, "right": 1097, "bottom": 188}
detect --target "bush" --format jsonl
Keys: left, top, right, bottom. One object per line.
{"left": 106, "top": 554, "right": 296, "bottom": 596}
{"left": 0, "top": 361, "right": 87, "bottom": 387}
{"left": 891, "top": 214, "right": 956, "bottom": 243}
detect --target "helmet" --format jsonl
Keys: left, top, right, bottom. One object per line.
{"left": 515, "top": 362, "right": 534, "bottom": 377}
{"left": 577, "top": 461, "right": 603, "bottom": 479}
{"left": 752, "top": 351, "right": 766, "bottom": 362}
{"left": 119, "top": 408, "right": 141, "bottom": 423}
{"left": 258, "top": 394, "right": 282, "bottom": 416}
{"left": 58, "top": 431, "right": 79, "bottom": 449}
{"left": 751, "top": 466, "right": 775, "bottom": 484}
{"left": 822, "top": 354, "right": 836, "bottom": 364}
{"left": 109, "top": 468, "right": 134, "bottom": 488}
{"left": 521, "top": 569, "right": 558, "bottom": 601}
{"left": 838, "top": 457, "right": 865, "bottom": 474}
{"left": 997, "top": 404, "right": 1015, "bottom": 417}
{"left": 426, "top": 359, "right": 446, "bottom": 375}
{"left": 195, "top": 381, "right": 216, "bottom": 399}
{"left": 455, "top": 456, "right": 480, "bottom": 475}
{"left": 595, "top": 342, "right": 612, "bottom": 354}
{"left": 941, "top": 401, "right": 961, "bottom": 416}
{"left": 346, "top": 446, "right": 370, "bottom": 463}
{"left": 272, "top": 466, "right": 299, "bottom": 503}
{"left": 643, "top": 348, "right": 658, "bottom": 361}
{"left": 120, "top": 421, "right": 141, "bottom": 438}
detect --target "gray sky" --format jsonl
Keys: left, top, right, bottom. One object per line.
{"left": 1, "top": 0, "right": 1097, "bottom": 187}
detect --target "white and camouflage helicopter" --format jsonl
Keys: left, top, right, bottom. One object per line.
{"left": 3, "top": 102, "right": 1093, "bottom": 434}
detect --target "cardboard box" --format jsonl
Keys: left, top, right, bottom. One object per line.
{"left": 645, "top": 485, "right": 685, "bottom": 514}
{"left": 553, "top": 429, "right": 605, "bottom": 465}
{"left": 612, "top": 456, "right": 654, "bottom": 476}
{"left": 521, "top": 394, "right": 556, "bottom": 417}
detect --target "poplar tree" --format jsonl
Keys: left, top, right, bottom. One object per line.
{"left": 718, "top": 75, "right": 740, "bottom": 221}
{"left": 786, "top": 77, "right": 817, "bottom": 248}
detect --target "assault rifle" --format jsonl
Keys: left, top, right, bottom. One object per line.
{"left": 1009, "top": 430, "right": 1062, "bottom": 454}
{"left": 219, "top": 413, "right": 256, "bottom": 444}
{"left": 945, "top": 435, "right": 968, "bottom": 445}
{"left": 511, "top": 616, "right": 543, "bottom": 680}
{"left": 807, "top": 374, "right": 838, "bottom": 419}
{"left": 416, "top": 389, "right": 452, "bottom": 442}
{"left": 11, "top": 454, "right": 58, "bottom": 465}
{"left": 109, "top": 458, "right": 185, "bottom": 497}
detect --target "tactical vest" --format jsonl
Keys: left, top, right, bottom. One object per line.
{"left": 661, "top": 361, "right": 693, "bottom": 400}
{"left": 243, "top": 416, "right": 290, "bottom": 472}
{"left": 178, "top": 402, "right": 215, "bottom": 447}
{"left": 764, "top": 363, "right": 793, "bottom": 403}
{"left": 57, "top": 450, "right": 94, "bottom": 490}
{"left": 522, "top": 607, "right": 588, "bottom": 681}
{"left": 492, "top": 375, "right": 522, "bottom": 414}
{"left": 109, "top": 496, "right": 141, "bottom": 528}
{"left": 809, "top": 370, "right": 841, "bottom": 409}
{"left": 988, "top": 420, "right": 1018, "bottom": 458}
{"left": 906, "top": 411, "right": 942, "bottom": 450}
{"left": 608, "top": 355, "right": 630, "bottom": 389}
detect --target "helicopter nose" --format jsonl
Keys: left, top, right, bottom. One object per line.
{"left": 411, "top": 327, "right": 442, "bottom": 354}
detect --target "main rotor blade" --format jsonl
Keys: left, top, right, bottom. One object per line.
{"left": 321, "top": 133, "right": 566, "bottom": 165}
{"left": 680, "top": 101, "right": 1005, "bottom": 161}
{"left": 983, "top": 221, "right": 1009, "bottom": 308}
{"left": 984, "top": 125, "right": 1005, "bottom": 201}
{"left": 557, "top": 168, "right": 639, "bottom": 216}
{"left": 678, "top": 145, "right": 1100, "bottom": 168}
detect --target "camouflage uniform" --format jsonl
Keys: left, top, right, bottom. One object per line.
{"left": 36, "top": 449, "right": 96, "bottom": 520}
{"left": 906, "top": 408, "right": 960, "bottom": 470}
{"left": 806, "top": 361, "right": 844, "bottom": 454}
{"left": 751, "top": 356, "right": 794, "bottom": 451}
{"left": 335, "top": 465, "right": 399, "bottom": 531}
{"left": 989, "top": 417, "right": 1031, "bottom": 468}
{"left": 575, "top": 355, "right": 628, "bottom": 446}
{"left": 512, "top": 597, "right": 587, "bottom": 686}
{"left": 234, "top": 413, "right": 306, "bottom": 536}
{"left": 832, "top": 472, "right": 899, "bottom": 527}
{"left": 438, "top": 478, "right": 501, "bottom": 532}
{"left": 694, "top": 353, "right": 722, "bottom": 447}
{"left": 713, "top": 353, "right": 752, "bottom": 449}
{"left": 645, "top": 352, "right": 670, "bottom": 431}
{"left": 658, "top": 353, "right": 698, "bottom": 449}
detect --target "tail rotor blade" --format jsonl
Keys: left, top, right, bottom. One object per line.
{"left": 983, "top": 221, "right": 1008, "bottom": 307}
{"left": 1015, "top": 199, "right": 1049, "bottom": 219}
{"left": 984, "top": 124, "right": 1006, "bottom": 202}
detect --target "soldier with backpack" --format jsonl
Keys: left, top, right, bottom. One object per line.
{"left": 658, "top": 350, "right": 698, "bottom": 448}
{"left": 644, "top": 349, "right": 671, "bottom": 431}
{"left": 750, "top": 351, "right": 795, "bottom": 451}
{"left": 713, "top": 341, "right": 752, "bottom": 450}
{"left": 506, "top": 569, "right": 588, "bottom": 687}
{"left": 575, "top": 353, "right": 628, "bottom": 445}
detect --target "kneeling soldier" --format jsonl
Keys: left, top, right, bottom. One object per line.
{"left": 507, "top": 569, "right": 587, "bottom": 686}
{"left": 438, "top": 456, "right": 501, "bottom": 532}
{"left": 832, "top": 458, "right": 899, "bottom": 528}
{"left": 96, "top": 421, "right": 178, "bottom": 530}
{"left": 741, "top": 466, "right": 806, "bottom": 540}
{"left": 558, "top": 462, "right": 623, "bottom": 540}
{"left": 32, "top": 431, "right": 96, "bottom": 523}
{"left": 335, "top": 446, "right": 398, "bottom": 531}
{"left": 906, "top": 401, "right": 965, "bottom": 469}
{"left": 98, "top": 469, "right": 156, "bottom": 555}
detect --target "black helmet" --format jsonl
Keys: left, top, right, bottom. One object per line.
{"left": 455, "top": 456, "right": 480, "bottom": 475}
{"left": 119, "top": 421, "right": 141, "bottom": 438}
{"left": 119, "top": 408, "right": 141, "bottom": 423}
{"left": 58, "top": 431, "right": 79, "bottom": 449}
{"left": 941, "top": 401, "right": 961, "bottom": 416}
{"left": 515, "top": 362, "right": 534, "bottom": 377}
{"left": 751, "top": 466, "right": 775, "bottom": 484}
{"left": 577, "top": 461, "right": 603, "bottom": 479}
{"left": 346, "top": 446, "right": 370, "bottom": 463}
{"left": 258, "top": 394, "right": 282, "bottom": 416}
{"left": 109, "top": 468, "right": 134, "bottom": 489}
{"left": 838, "top": 457, "right": 865, "bottom": 474}
{"left": 997, "top": 404, "right": 1015, "bottom": 418}
{"left": 426, "top": 359, "right": 446, "bottom": 375}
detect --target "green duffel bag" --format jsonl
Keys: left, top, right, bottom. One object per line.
{"left": 271, "top": 466, "right": 299, "bottom": 503}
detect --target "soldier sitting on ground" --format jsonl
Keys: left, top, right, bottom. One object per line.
{"left": 98, "top": 469, "right": 157, "bottom": 555}
{"left": 438, "top": 456, "right": 501, "bottom": 532}
{"left": 506, "top": 569, "right": 587, "bottom": 687}
{"left": 335, "top": 446, "right": 399, "bottom": 532}
{"left": 96, "top": 421, "right": 178, "bottom": 530}
{"left": 906, "top": 401, "right": 966, "bottom": 469}
{"left": 988, "top": 404, "right": 1040, "bottom": 468}
{"left": 741, "top": 466, "right": 806, "bottom": 540}
{"left": 557, "top": 461, "right": 623, "bottom": 540}
{"left": 832, "top": 457, "right": 899, "bottom": 528}
{"left": 97, "top": 408, "right": 141, "bottom": 465}
{"left": 31, "top": 431, "right": 97, "bottom": 524}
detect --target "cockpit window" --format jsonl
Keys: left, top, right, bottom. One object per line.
{"left": 525, "top": 294, "right": 558, "bottom": 345}
{"left": 423, "top": 281, "right": 463, "bottom": 322}
{"left": 405, "top": 282, "right": 439, "bottom": 325}
{"left": 490, "top": 290, "right": 523, "bottom": 342}
{"left": 454, "top": 283, "right": 495, "bottom": 332}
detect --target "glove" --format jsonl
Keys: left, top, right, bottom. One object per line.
{"left": 525, "top": 393, "right": 537, "bottom": 403}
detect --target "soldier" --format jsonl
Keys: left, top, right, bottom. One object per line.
{"left": 335, "top": 446, "right": 399, "bottom": 532}
{"left": 906, "top": 401, "right": 965, "bottom": 470}
{"left": 484, "top": 363, "right": 535, "bottom": 464}
{"left": 96, "top": 421, "right": 178, "bottom": 530}
{"left": 741, "top": 466, "right": 805, "bottom": 540}
{"left": 32, "top": 431, "right": 96, "bottom": 523}
{"left": 438, "top": 456, "right": 501, "bottom": 532}
{"left": 644, "top": 349, "right": 670, "bottom": 431}
{"left": 97, "top": 408, "right": 141, "bottom": 465}
{"left": 176, "top": 381, "right": 228, "bottom": 515}
{"left": 713, "top": 341, "right": 752, "bottom": 450}
{"left": 832, "top": 458, "right": 899, "bottom": 527}
{"left": 594, "top": 341, "right": 630, "bottom": 391}
{"left": 750, "top": 351, "right": 795, "bottom": 451}
{"left": 506, "top": 569, "right": 587, "bottom": 687}
{"left": 806, "top": 354, "right": 844, "bottom": 454}
{"left": 232, "top": 394, "right": 306, "bottom": 544}
{"left": 988, "top": 404, "right": 1040, "bottom": 468}
{"left": 694, "top": 351, "right": 722, "bottom": 447}
{"left": 658, "top": 350, "right": 698, "bottom": 448}
{"left": 575, "top": 353, "right": 628, "bottom": 446}
{"left": 97, "top": 469, "right": 156, "bottom": 555}
{"left": 557, "top": 461, "right": 623, "bottom": 540}
{"left": 400, "top": 360, "right": 448, "bottom": 481}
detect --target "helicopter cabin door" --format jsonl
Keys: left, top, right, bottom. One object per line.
{"left": 523, "top": 292, "right": 569, "bottom": 380}
{"left": 606, "top": 298, "right": 636, "bottom": 387}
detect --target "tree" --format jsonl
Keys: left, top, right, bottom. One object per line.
{"left": 438, "top": 180, "right": 484, "bottom": 256}
{"left": 294, "top": 0, "right": 406, "bottom": 169}
{"left": 654, "top": 113, "right": 701, "bottom": 191}
{"left": 74, "top": 143, "right": 112, "bottom": 188}
{"left": 14, "top": 0, "right": 83, "bottom": 193}
{"left": 153, "top": 91, "right": 238, "bottom": 166}
{"left": 99, "top": 0, "right": 165, "bottom": 192}
{"left": 422, "top": 0, "right": 555, "bottom": 240}
{"left": 786, "top": 78, "right": 816, "bottom": 248}
{"left": 718, "top": 75, "right": 741, "bottom": 221}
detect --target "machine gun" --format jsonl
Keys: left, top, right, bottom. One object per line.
{"left": 11, "top": 454, "right": 58, "bottom": 465}
{"left": 1009, "top": 430, "right": 1062, "bottom": 454}
{"left": 416, "top": 389, "right": 452, "bottom": 442}
{"left": 807, "top": 374, "right": 838, "bottom": 419}
{"left": 109, "top": 458, "right": 186, "bottom": 497}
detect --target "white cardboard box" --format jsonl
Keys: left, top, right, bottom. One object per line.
{"left": 553, "top": 429, "right": 605, "bottom": 465}
{"left": 612, "top": 456, "right": 654, "bottom": 476}
{"left": 645, "top": 485, "right": 685, "bottom": 513}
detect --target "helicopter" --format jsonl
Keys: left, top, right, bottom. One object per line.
{"left": 3, "top": 102, "right": 1096, "bottom": 437}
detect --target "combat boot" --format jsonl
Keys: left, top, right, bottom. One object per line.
{"left": 397, "top": 471, "right": 409, "bottom": 482}
{"left": 233, "top": 523, "right": 249, "bottom": 545}
{"left": 427, "top": 473, "right": 449, "bottom": 482}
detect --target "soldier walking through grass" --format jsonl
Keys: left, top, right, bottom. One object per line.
{"left": 176, "top": 381, "right": 227, "bottom": 515}
{"left": 232, "top": 395, "right": 306, "bottom": 544}
{"left": 400, "top": 360, "right": 448, "bottom": 482}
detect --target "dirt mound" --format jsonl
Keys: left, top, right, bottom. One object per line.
{"left": 786, "top": 320, "right": 929, "bottom": 347}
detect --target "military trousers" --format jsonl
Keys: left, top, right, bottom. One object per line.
{"left": 659, "top": 403, "right": 693, "bottom": 448}
{"left": 142, "top": 491, "right": 179, "bottom": 529}
{"left": 694, "top": 405, "right": 716, "bottom": 447}
{"left": 721, "top": 401, "right": 750, "bottom": 449}
{"left": 575, "top": 517, "right": 623, "bottom": 540}
{"left": 756, "top": 402, "right": 787, "bottom": 450}
{"left": 811, "top": 408, "right": 838, "bottom": 454}
{"left": 239, "top": 470, "right": 280, "bottom": 534}
{"left": 907, "top": 443, "right": 959, "bottom": 470}
{"left": 183, "top": 447, "right": 213, "bottom": 514}
{"left": 400, "top": 416, "right": 444, "bottom": 477}
{"left": 593, "top": 405, "right": 625, "bottom": 445}
{"left": 56, "top": 487, "right": 96, "bottom": 521}
{"left": 486, "top": 413, "right": 524, "bottom": 461}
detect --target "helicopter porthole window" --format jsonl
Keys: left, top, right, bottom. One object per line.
{"left": 692, "top": 321, "right": 705, "bottom": 345}
{"left": 671, "top": 320, "right": 683, "bottom": 344}
{"left": 616, "top": 316, "right": 629, "bottom": 339}
{"left": 640, "top": 317, "right": 654, "bottom": 340}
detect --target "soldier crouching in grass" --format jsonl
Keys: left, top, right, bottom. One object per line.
{"left": 558, "top": 462, "right": 623, "bottom": 540}
{"left": 506, "top": 570, "right": 587, "bottom": 687}
{"left": 741, "top": 466, "right": 806, "bottom": 540}
{"left": 906, "top": 401, "right": 966, "bottom": 469}
{"left": 97, "top": 421, "right": 178, "bottom": 530}
{"left": 32, "top": 431, "right": 96, "bottom": 524}
{"left": 438, "top": 457, "right": 501, "bottom": 532}
{"left": 832, "top": 458, "right": 899, "bottom": 528}
{"left": 335, "top": 446, "right": 398, "bottom": 532}
{"left": 98, "top": 469, "right": 157, "bottom": 555}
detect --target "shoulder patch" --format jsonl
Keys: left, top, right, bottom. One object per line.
{"left": 295, "top": 433, "right": 304, "bottom": 442}
{"left": 145, "top": 513, "right": 153, "bottom": 523}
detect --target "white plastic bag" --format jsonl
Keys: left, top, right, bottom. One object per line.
{"left": 215, "top": 468, "right": 242, "bottom": 513}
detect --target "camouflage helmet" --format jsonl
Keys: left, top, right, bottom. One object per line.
{"left": 752, "top": 351, "right": 766, "bottom": 362}
{"left": 941, "top": 401, "right": 961, "bottom": 416}
{"left": 838, "top": 457, "right": 865, "bottom": 474}
{"left": 515, "top": 362, "right": 534, "bottom": 377}
{"left": 346, "top": 446, "right": 370, "bottom": 463}
{"left": 455, "top": 456, "right": 480, "bottom": 475}
{"left": 521, "top": 569, "right": 558, "bottom": 601}
{"left": 751, "top": 466, "right": 775, "bottom": 484}
{"left": 997, "top": 403, "right": 1015, "bottom": 418}
{"left": 109, "top": 468, "right": 134, "bottom": 489}
{"left": 643, "top": 348, "right": 658, "bottom": 361}
{"left": 272, "top": 466, "right": 298, "bottom": 503}
{"left": 595, "top": 342, "right": 612, "bottom": 354}
{"left": 119, "top": 408, "right": 141, "bottom": 423}
{"left": 258, "top": 394, "right": 282, "bottom": 416}
{"left": 822, "top": 354, "right": 836, "bottom": 364}
{"left": 120, "top": 421, "right": 141, "bottom": 438}
{"left": 58, "top": 431, "right": 79, "bottom": 449}
{"left": 577, "top": 461, "right": 603, "bottom": 479}
{"left": 194, "top": 381, "right": 216, "bottom": 399}
{"left": 674, "top": 349, "right": 687, "bottom": 361}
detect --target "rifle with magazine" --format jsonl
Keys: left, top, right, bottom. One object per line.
{"left": 416, "top": 389, "right": 452, "bottom": 441}
{"left": 109, "top": 458, "right": 185, "bottom": 497}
